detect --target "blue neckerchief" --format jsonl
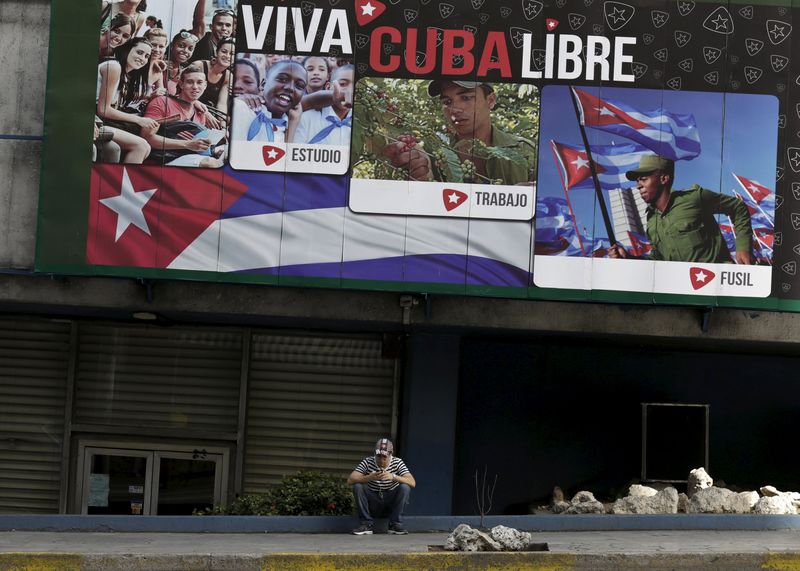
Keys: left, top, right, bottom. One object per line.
{"left": 248, "top": 109, "right": 287, "bottom": 142}
{"left": 307, "top": 114, "right": 352, "bottom": 145}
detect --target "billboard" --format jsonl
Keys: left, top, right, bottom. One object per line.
{"left": 36, "top": 0, "right": 800, "bottom": 308}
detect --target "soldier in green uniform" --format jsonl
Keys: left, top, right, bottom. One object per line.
{"left": 381, "top": 81, "right": 536, "bottom": 184}
{"left": 609, "top": 155, "right": 755, "bottom": 264}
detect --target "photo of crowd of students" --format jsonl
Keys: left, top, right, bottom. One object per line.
{"left": 94, "top": 0, "right": 236, "bottom": 168}
{"left": 230, "top": 53, "right": 353, "bottom": 146}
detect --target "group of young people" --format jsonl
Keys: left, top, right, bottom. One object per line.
{"left": 230, "top": 54, "right": 354, "bottom": 147}
{"left": 94, "top": 0, "right": 236, "bottom": 167}
{"left": 94, "top": 0, "right": 355, "bottom": 169}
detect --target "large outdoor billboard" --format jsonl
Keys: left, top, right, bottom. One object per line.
{"left": 36, "top": 0, "right": 800, "bottom": 309}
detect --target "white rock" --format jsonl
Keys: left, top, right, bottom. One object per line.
{"left": 754, "top": 496, "right": 797, "bottom": 515}
{"left": 571, "top": 490, "right": 597, "bottom": 503}
{"left": 489, "top": 525, "right": 531, "bottom": 551}
{"left": 688, "top": 487, "right": 733, "bottom": 513}
{"left": 563, "top": 500, "right": 605, "bottom": 514}
{"left": 562, "top": 500, "right": 606, "bottom": 515}
{"left": 444, "top": 524, "right": 503, "bottom": 551}
{"left": 688, "top": 487, "right": 758, "bottom": 514}
{"left": 551, "top": 500, "right": 570, "bottom": 514}
{"left": 561, "top": 490, "right": 605, "bottom": 514}
{"left": 677, "top": 493, "right": 689, "bottom": 513}
{"left": 759, "top": 486, "right": 800, "bottom": 502}
{"left": 610, "top": 487, "right": 678, "bottom": 514}
{"left": 733, "top": 491, "right": 760, "bottom": 513}
{"left": 687, "top": 468, "right": 713, "bottom": 498}
{"left": 628, "top": 485, "right": 658, "bottom": 497}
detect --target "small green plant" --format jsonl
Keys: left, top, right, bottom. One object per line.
{"left": 270, "top": 471, "right": 354, "bottom": 516}
{"left": 195, "top": 470, "right": 354, "bottom": 516}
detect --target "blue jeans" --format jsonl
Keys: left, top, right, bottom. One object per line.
{"left": 352, "top": 483, "right": 411, "bottom": 525}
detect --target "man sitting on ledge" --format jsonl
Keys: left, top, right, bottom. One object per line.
{"left": 347, "top": 438, "right": 416, "bottom": 535}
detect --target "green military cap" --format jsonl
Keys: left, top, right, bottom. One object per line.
{"left": 427, "top": 80, "right": 494, "bottom": 97}
{"left": 625, "top": 155, "right": 674, "bottom": 180}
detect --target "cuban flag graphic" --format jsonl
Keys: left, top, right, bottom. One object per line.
{"left": 86, "top": 164, "right": 534, "bottom": 287}
{"left": 550, "top": 140, "right": 649, "bottom": 191}
{"left": 627, "top": 230, "right": 652, "bottom": 258}
{"left": 729, "top": 172, "right": 775, "bottom": 261}
{"left": 534, "top": 196, "right": 587, "bottom": 257}
{"left": 571, "top": 88, "right": 701, "bottom": 161}
{"left": 732, "top": 172, "right": 775, "bottom": 225}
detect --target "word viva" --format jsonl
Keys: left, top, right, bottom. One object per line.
{"left": 241, "top": 5, "right": 353, "bottom": 54}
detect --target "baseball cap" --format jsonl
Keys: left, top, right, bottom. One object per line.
{"left": 374, "top": 438, "right": 394, "bottom": 457}
{"left": 625, "top": 155, "right": 674, "bottom": 180}
{"left": 427, "top": 80, "right": 494, "bottom": 97}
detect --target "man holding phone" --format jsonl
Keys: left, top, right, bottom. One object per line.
{"left": 347, "top": 438, "right": 416, "bottom": 535}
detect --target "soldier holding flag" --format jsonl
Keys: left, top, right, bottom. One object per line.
{"left": 609, "top": 155, "right": 755, "bottom": 264}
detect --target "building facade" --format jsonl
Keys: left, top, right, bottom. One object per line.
{"left": 3, "top": 1, "right": 800, "bottom": 518}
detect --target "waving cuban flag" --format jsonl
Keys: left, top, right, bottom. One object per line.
{"left": 86, "top": 165, "right": 535, "bottom": 287}
{"left": 572, "top": 88, "right": 701, "bottom": 161}
{"left": 550, "top": 140, "right": 649, "bottom": 191}
{"left": 732, "top": 172, "right": 775, "bottom": 226}
{"left": 534, "top": 196, "right": 587, "bottom": 257}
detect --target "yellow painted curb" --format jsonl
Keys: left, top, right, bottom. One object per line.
{"left": 763, "top": 553, "right": 800, "bottom": 570}
{"left": 0, "top": 553, "right": 82, "bottom": 571}
{"left": 261, "top": 552, "right": 577, "bottom": 571}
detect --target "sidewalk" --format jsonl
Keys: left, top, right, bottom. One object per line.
{"left": 3, "top": 530, "right": 800, "bottom": 570}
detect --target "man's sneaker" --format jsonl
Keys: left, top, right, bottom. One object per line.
{"left": 388, "top": 523, "right": 408, "bottom": 535}
{"left": 352, "top": 523, "right": 373, "bottom": 535}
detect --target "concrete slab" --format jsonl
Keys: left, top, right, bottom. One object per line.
{"left": 3, "top": 530, "right": 800, "bottom": 570}
{"left": 4, "top": 514, "right": 800, "bottom": 533}
{"left": 3, "top": 529, "right": 800, "bottom": 555}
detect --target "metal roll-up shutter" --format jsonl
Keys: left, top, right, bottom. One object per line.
{"left": 74, "top": 324, "right": 242, "bottom": 434}
{"left": 244, "top": 333, "right": 397, "bottom": 491}
{"left": 0, "top": 319, "right": 71, "bottom": 514}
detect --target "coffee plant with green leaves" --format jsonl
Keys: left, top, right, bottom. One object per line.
{"left": 351, "top": 78, "right": 539, "bottom": 184}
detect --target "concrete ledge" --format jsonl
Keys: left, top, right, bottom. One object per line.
{"left": 3, "top": 514, "right": 800, "bottom": 533}
{"left": 2, "top": 552, "right": 800, "bottom": 571}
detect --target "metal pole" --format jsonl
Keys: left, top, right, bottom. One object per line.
{"left": 569, "top": 87, "right": 617, "bottom": 245}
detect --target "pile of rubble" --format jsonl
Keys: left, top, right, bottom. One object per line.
{"left": 550, "top": 467, "right": 800, "bottom": 515}
{"left": 444, "top": 524, "right": 532, "bottom": 552}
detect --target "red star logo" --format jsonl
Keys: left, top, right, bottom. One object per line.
{"left": 443, "top": 189, "right": 468, "bottom": 212}
{"left": 262, "top": 145, "right": 286, "bottom": 167}
{"left": 355, "top": 0, "right": 386, "bottom": 26}
{"left": 546, "top": 18, "right": 559, "bottom": 31}
{"left": 689, "top": 267, "right": 716, "bottom": 290}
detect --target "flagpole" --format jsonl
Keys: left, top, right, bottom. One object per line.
{"left": 569, "top": 87, "right": 617, "bottom": 245}
{"left": 549, "top": 141, "right": 587, "bottom": 257}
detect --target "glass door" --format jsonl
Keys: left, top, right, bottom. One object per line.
{"left": 77, "top": 443, "right": 228, "bottom": 515}
{"left": 81, "top": 448, "right": 153, "bottom": 515}
{"left": 153, "top": 451, "right": 223, "bottom": 515}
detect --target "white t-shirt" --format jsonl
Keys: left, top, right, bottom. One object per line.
{"left": 230, "top": 98, "right": 288, "bottom": 143}
{"left": 294, "top": 106, "right": 352, "bottom": 146}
